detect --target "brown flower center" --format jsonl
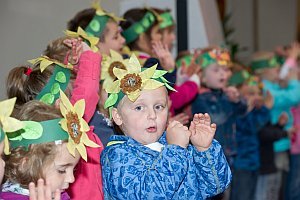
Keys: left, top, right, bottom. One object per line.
{"left": 108, "top": 61, "right": 126, "bottom": 79}
{"left": 120, "top": 73, "right": 142, "bottom": 94}
{"left": 66, "top": 112, "right": 82, "bottom": 144}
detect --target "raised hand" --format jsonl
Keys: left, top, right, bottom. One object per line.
{"left": 63, "top": 38, "right": 91, "bottom": 65}
{"left": 264, "top": 90, "right": 274, "bottom": 109}
{"left": 224, "top": 86, "right": 240, "bottom": 103}
{"left": 189, "top": 113, "right": 216, "bottom": 151}
{"left": 152, "top": 41, "right": 175, "bottom": 71}
{"left": 166, "top": 120, "right": 191, "bottom": 148}
{"left": 29, "top": 179, "right": 60, "bottom": 200}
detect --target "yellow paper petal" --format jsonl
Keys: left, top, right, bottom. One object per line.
{"left": 127, "top": 90, "right": 141, "bottom": 102}
{"left": 139, "top": 64, "right": 157, "bottom": 80}
{"left": 80, "top": 118, "right": 90, "bottom": 132}
{"left": 40, "top": 59, "right": 54, "bottom": 72}
{"left": 74, "top": 99, "right": 85, "bottom": 118}
{"left": 105, "top": 80, "right": 120, "bottom": 93}
{"left": 60, "top": 119, "right": 68, "bottom": 132}
{"left": 76, "top": 143, "right": 87, "bottom": 161}
{"left": 2, "top": 117, "right": 24, "bottom": 132}
{"left": 113, "top": 68, "right": 127, "bottom": 80}
{"left": 0, "top": 98, "right": 16, "bottom": 119}
{"left": 102, "top": 77, "right": 114, "bottom": 89}
{"left": 59, "top": 90, "right": 74, "bottom": 112}
{"left": 4, "top": 135, "right": 10, "bottom": 155}
{"left": 143, "top": 79, "right": 164, "bottom": 90}
{"left": 82, "top": 133, "right": 100, "bottom": 148}
{"left": 67, "top": 139, "right": 76, "bottom": 157}
{"left": 129, "top": 54, "right": 142, "bottom": 73}
{"left": 60, "top": 102, "right": 68, "bottom": 118}
{"left": 110, "top": 49, "right": 123, "bottom": 61}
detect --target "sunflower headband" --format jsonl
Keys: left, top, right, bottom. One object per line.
{"left": 104, "top": 53, "right": 175, "bottom": 117}
{"left": 199, "top": 48, "right": 231, "bottom": 69}
{"left": 176, "top": 54, "right": 193, "bottom": 68}
{"left": 159, "top": 11, "right": 175, "bottom": 29}
{"left": 122, "top": 8, "right": 162, "bottom": 44}
{"left": 85, "top": 1, "right": 124, "bottom": 38}
{"left": 0, "top": 97, "right": 24, "bottom": 155}
{"left": 28, "top": 56, "right": 73, "bottom": 105}
{"left": 251, "top": 56, "right": 281, "bottom": 71}
{"left": 7, "top": 91, "right": 99, "bottom": 161}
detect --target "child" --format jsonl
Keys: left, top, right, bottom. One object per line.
{"left": 101, "top": 54, "right": 231, "bottom": 199}
{"left": 1, "top": 92, "right": 99, "bottom": 200}
{"left": 67, "top": 3, "right": 125, "bottom": 55}
{"left": 228, "top": 70, "right": 272, "bottom": 200}
{"left": 251, "top": 47, "right": 300, "bottom": 198}
{"left": 6, "top": 37, "right": 104, "bottom": 199}
{"left": 192, "top": 48, "right": 247, "bottom": 166}
{"left": 67, "top": 3, "right": 126, "bottom": 146}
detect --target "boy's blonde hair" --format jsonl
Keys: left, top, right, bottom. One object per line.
{"left": 4, "top": 101, "right": 66, "bottom": 188}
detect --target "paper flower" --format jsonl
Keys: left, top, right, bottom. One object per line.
{"left": 65, "top": 27, "right": 99, "bottom": 52}
{"left": 59, "top": 90, "right": 100, "bottom": 161}
{"left": 0, "top": 97, "right": 24, "bottom": 154}
{"left": 28, "top": 56, "right": 73, "bottom": 72}
{"left": 105, "top": 54, "right": 165, "bottom": 102}
{"left": 101, "top": 50, "right": 129, "bottom": 89}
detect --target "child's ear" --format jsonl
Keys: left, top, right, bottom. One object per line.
{"left": 112, "top": 108, "right": 123, "bottom": 126}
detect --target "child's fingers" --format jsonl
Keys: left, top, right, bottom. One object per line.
{"left": 204, "top": 113, "right": 211, "bottom": 125}
{"left": 37, "top": 179, "right": 45, "bottom": 199}
{"left": 211, "top": 123, "right": 217, "bottom": 133}
{"left": 29, "top": 182, "right": 37, "bottom": 200}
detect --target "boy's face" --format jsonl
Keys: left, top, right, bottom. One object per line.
{"left": 98, "top": 21, "right": 125, "bottom": 55}
{"left": 113, "top": 87, "right": 169, "bottom": 145}
{"left": 0, "top": 141, "right": 5, "bottom": 184}
{"left": 44, "top": 143, "right": 80, "bottom": 195}
{"left": 161, "top": 26, "right": 176, "bottom": 50}
{"left": 202, "top": 63, "right": 228, "bottom": 89}
{"left": 240, "top": 84, "right": 262, "bottom": 102}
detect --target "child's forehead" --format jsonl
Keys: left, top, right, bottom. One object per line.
{"left": 123, "top": 87, "right": 168, "bottom": 104}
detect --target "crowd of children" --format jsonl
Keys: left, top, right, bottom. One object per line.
{"left": 0, "top": 1, "right": 299, "bottom": 200}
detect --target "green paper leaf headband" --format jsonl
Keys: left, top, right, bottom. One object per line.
{"left": 199, "top": 48, "right": 232, "bottom": 69}
{"left": 251, "top": 56, "right": 280, "bottom": 71}
{"left": 103, "top": 53, "right": 175, "bottom": 118}
{"left": 159, "top": 12, "right": 175, "bottom": 29}
{"left": 28, "top": 57, "right": 72, "bottom": 105}
{"left": 176, "top": 55, "right": 193, "bottom": 68}
{"left": 228, "top": 70, "right": 250, "bottom": 86}
{"left": 122, "top": 11, "right": 157, "bottom": 44}
{"left": 85, "top": 2, "right": 124, "bottom": 38}
{"left": 7, "top": 91, "right": 100, "bottom": 161}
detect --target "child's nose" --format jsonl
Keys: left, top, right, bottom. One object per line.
{"left": 147, "top": 109, "right": 157, "bottom": 120}
{"left": 66, "top": 171, "right": 75, "bottom": 184}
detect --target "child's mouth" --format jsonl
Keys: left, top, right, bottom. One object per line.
{"left": 147, "top": 126, "right": 157, "bottom": 133}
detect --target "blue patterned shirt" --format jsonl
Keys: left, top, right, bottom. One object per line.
{"left": 101, "top": 133, "right": 231, "bottom": 199}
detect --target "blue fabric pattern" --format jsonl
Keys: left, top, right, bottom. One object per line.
{"left": 101, "top": 133, "right": 231, "bottom": 199}
{"left": 234, "top": 106, "right": 270, "bottom": 170}
{"left": 191, "top": 89, "right": 247, "bottom": 160}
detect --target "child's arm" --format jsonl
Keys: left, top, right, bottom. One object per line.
{"left": 189, "top": 113, "right": 231, "bottom": 198}
{"left": 169, "top": 81, "right": 199, "bottom": 111}
{"left": 66, "top": 40, "right": 101, "bottom": 122}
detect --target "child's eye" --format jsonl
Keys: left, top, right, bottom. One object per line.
{"left": 57, "top": 169, "right": 66, "bottom": 174}
{"left": 155, "top": 105, "right": 165, "bottom": 110}
{"left": 134, "top": 106, "right": 143, "bottom": 111}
